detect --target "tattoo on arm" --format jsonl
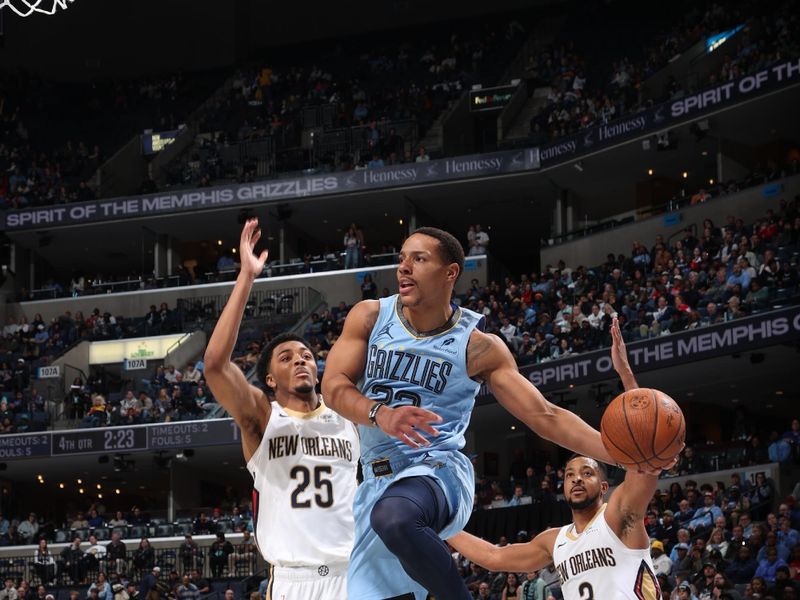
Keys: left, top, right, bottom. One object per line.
{"left": 620, "top": 510, "right": 637, "bottom": 536}
{"left": 468, "top": 333, "right": 495, "bottom": 378}
{"left": 363, "top": 307, "right": 378, "bottom": 335}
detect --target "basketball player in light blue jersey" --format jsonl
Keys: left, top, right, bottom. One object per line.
{"left": 323, "top": 227, "right": 617, "bottom": 600}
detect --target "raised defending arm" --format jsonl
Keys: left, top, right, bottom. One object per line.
{"left": 204, "top": 218, "right": 270, "bottom": 461}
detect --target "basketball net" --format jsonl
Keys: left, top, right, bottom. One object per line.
{"left": 0, "top": 0, "right": 75, "bottom": 17}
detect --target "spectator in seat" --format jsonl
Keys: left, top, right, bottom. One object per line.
{"left": 507, "top": 484, "right": 529, "bottom": 507}
{"left": 754, "top": 546, "right": 788, "bottom": 585}
{"left": 188, "top": 570, "right": 209, "bottom": 595}
{"left": 87, "top": 509, "right": 104, "bottom": 528}
{"left": 0, "top": 579, "right": 16, "bottom": 600}
{"left": 209, "top": 533, "right": 233, "bottom": 578}
{"left": 105, "top": 531, "right": 127, "bottom": 575}
{"left": 176, "top": 576, "right": 198, "bottom": 600}
{"left": 108, "top": 512, "right": 127, "bottom": 529}
{"left": 651, "top": 540, "right": 672, "bottom": 577}
{"left": 183, "top": 364, "right": 201, "bottom": 385}
{"left": 725, "top": 544, "right": 757, "bottom": 585}
{"left": 83, "top": 534, "right": 106, "bottom": 575}
{"left": 17, "top": 512, "right": 38, "bottom": 544}
{"left": 676, "top": 447, "right": 702, "bottom": 475}
{"left": 132, "top": 538, "right": 154, "bottom": 573}
{"left": 229, "top": 530, "right": 255, "bottom": 576}
{"left": 689, "top": 492, "right": 723, "bottom": 536}
{"left": 33, "top": 539, "right": 56, "bottom": 585}
{"left": 773, "top": 565, "right": 798, "bottom": 598}
{"left": 756, "top": 531, "right": 790, "bottom": 563}
{"left": 127, "top": 507, "right": 146, "bottom": 526}
{"left": 88, "top": 573, "right": 111, "bottom": 600}
{"left": 179, "top": 535, "right": 200, "bottom": 573}
{"left": 59, "top": 537, "right": 86, "bottom": 584}
{"left": 749, "top": 472, "right": 775, "bottom": 520}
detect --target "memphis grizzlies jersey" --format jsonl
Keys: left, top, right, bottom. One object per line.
{"left": 359, "top": 294, "right": 484, "bottom": 464}
{"left": 552, "top": 505, "right": 660, "bottom": 600}
{"left": 247, "top": 399, "right": 359, "bottom": 567}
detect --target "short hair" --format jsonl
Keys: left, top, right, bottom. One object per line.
{"left": 411, "top": 227, "right": 465, "bottom": 280}
{"left": 256, "top": 333, "right": 313, "bottom": 394}
{"left": 565, "top": 454, "right": 608, "bottom": 481}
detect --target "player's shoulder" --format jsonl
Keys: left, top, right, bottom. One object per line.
{"left": 467, "top": 329, "right": 513, "bottom": 373}
{"left": 533, "top": 527, "right": 561, "bottom": 557}
{"left": 345, "top": 299, "right": 382, "bottom": 331}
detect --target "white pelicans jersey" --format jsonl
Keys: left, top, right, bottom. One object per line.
{"left": 247, "top": 399, "right": 359, "bottom": 568}
{"left": 552, "top": 504, "right": 660, "bottom": 600}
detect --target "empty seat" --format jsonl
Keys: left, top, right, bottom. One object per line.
{"left": 54, "top": 529, "right": 71, "bottom": 543}
{"left": 112, "top": 526, "right": 129, "bottom": 539}
{"left": 92, "top": 527, "right": 110, "bottom": 541}
{"left": 215, "top": 519, "right": 233, "bottom": 534}
{"left": 129, "top": 525, "right": 148, "bottom": 539}
{"left": 155, "top": 524, "right": 175, "bottom": 537}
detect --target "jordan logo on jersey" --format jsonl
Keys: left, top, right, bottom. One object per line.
{"left": 556, "top": 547, "right": 617, "bottom": 583}
{"left": 374, "top": 323, "right": 394, "bottom": 341}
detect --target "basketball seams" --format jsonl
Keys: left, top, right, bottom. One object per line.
{"left": 650, "top": 389, "right": 659, "bottom": 459}
{"left": 601, "top": 419, "right": 641, "bottom": 468}
{"left": 603, "top": 389, "right": 686, "bottom": 469}
{"left": 621, "top": 391, "right": 658, "bottom": 470}
{"left": 653, "top": 395, "right": 685, "bottom": 460}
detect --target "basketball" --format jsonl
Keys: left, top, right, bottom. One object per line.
{"left": 600, "top": 388, "right": 685, "bottom": 470}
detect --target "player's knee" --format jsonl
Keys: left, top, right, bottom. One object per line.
{"left": 370, "top": 498, "right": 415, "bottom": 547}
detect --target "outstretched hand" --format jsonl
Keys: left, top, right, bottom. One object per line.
{"left": 375, "top": 405, "right": 442, "bottom": 449}
{"left": 635, "top": 453, "right": 680, "bottom": 476}
{"left": 610, "top": 317, "right": 631, "bottom": 374}
{"left": 240, "top": 218, "right": 269, "bottom": 279}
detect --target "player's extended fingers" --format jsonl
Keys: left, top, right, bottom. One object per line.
{"left": 410, "top": 407, "right": 443, "bottom": 423}
{"left": 252, "top": 227, "right": 262, "bottom": 246}
{"left": 398, "top": 430, "right": 422, "bottom": 449}
{"left": 404, "top": 427, "right": 432, "bottom": 447}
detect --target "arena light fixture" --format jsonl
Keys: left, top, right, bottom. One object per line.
{"left": 682, "top": 171, "right": 688, "bottom": 178}
{"left": 647, "top": 168, "right": 654, "bottom": 176}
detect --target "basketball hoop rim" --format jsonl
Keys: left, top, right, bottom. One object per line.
{"left": 0, "top": 0, "right": 76, "bottom": 17}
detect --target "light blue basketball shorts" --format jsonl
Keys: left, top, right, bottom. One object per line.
{"left": 347, "top": 449, "right": 475, "bottom": 600}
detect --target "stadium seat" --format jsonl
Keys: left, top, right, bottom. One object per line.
{"left": 155, "top": 524, "right": 175, "bottom": 537}
{"left": 129, "top": 525, "right": 148, "bottom": 539}
{"left": 215, "top": 519, "right": 233, "bottom": 534}
{"left": 112, "top": 526, "right": 128, "bottom": 539}
{"left": 73, "top": 527, "right": 90, "bottom": 541}
{"left": 54, "top": 529, "right": 71, "bottom": 543}
{"left": 92, "top": 527, "right": 110, "bottom": 541}
{"left": 174, "top": 522, "right": 192, "bottom": 536}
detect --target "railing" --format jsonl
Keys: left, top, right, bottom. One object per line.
{"left": 26, "top": 254, "right": 400, "bottom": 303}
{"left": 0, "top": 537, "right": 261, "bottom": 586}
{"left": 176, "top": 286, "right": 310, "bottom": 322}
